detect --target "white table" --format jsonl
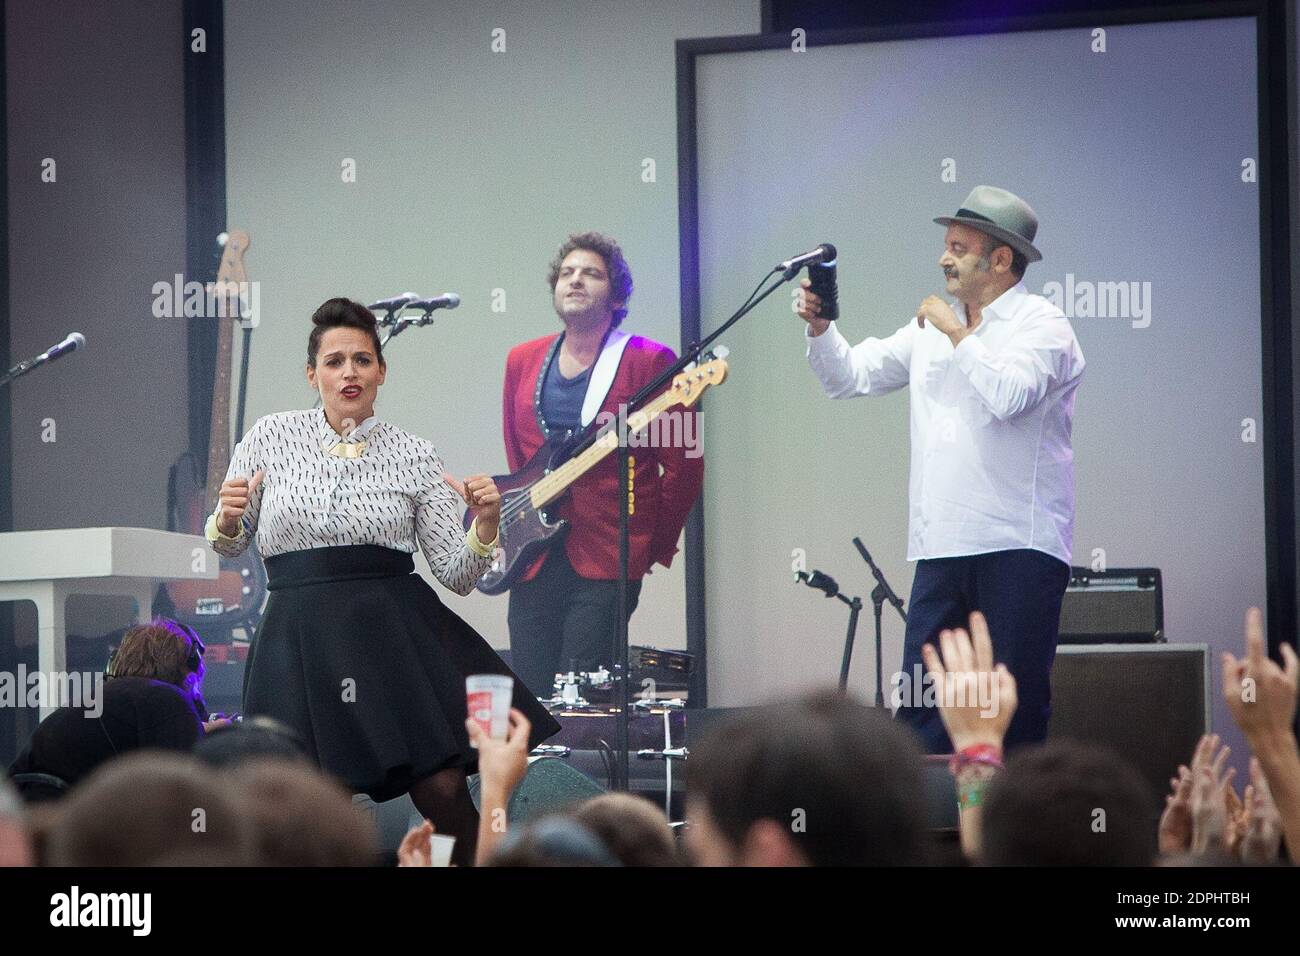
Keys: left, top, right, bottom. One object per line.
{"left": 0, "top": 527, "right": 217, "bottom": 716}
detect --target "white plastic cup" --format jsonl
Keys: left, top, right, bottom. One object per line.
{"left": 466, "top": 674, "right": 513, "bottom": 744}
{"left": 429, "top": 833, "right": 455, "bottom": 867}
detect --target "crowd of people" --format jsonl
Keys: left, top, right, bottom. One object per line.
{"left": 0, "top": 608, "right": 1295, "bottom": 867}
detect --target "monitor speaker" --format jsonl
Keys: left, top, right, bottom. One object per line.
{"left": 467, "top": 756, "right": 605, "bottom": 824}
{"left": 1048, "top": 643, "right": 1208, "bottom": 811}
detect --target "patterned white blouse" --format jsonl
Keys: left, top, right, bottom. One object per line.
{"left": 207, "top": 408, "right": 491, "bottom": 595}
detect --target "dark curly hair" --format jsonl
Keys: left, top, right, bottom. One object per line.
{"left": 307, "top": 298, "right": 384, "bottom": 367}
{"left": 547, "top": 232, "right": 633, "bottom": 326}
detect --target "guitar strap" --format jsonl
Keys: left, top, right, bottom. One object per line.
{"left": 581, "top": 328, "right": 631, "bottom": 426}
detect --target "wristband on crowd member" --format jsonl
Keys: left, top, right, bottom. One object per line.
{"left": 956, "top": 770, "right": 995, "bottom": 811}
{"left": 949, "top": 743, "right": 1004, "bottom": 775}
{"left": 951, "top": 744, "right": 1003, "bottom": 811}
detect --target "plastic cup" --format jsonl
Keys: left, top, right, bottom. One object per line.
{"left": 466, "top": 674, "right": 513, "bottom": 744}
{"left": 429, "top": 833, "right": 455, "bottom": 867}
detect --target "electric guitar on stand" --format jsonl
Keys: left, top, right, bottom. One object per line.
{"left": 158, "top": 229, "right": 267, "bottom": 637}
{"left": 466, "top": 355, "right": 728, "bottom": 595}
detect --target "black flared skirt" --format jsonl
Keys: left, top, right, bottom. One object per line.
{"left": 244, "top": 545, "right": 560, "bottom": 802}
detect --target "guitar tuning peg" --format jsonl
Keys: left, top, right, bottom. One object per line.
{"left": 711, "top": 345, "right": 730, "bottom": 361}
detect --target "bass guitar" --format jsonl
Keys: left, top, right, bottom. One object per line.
{"left": 465, "top": 356, "right": 727, "bottom": 594}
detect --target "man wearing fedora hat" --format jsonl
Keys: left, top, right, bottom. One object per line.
{"left": 797, "top": 185, "right": 1086, "bottom": 753}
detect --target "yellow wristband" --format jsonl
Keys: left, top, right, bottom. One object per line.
{"left": 466, "top": 517, "right": 498, "bottom": 558}
{"left": 204, "top": 512, "right": 244, "bottom": 544}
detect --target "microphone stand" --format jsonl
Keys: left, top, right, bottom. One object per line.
{"left": 837, "top": 592, "right": 864, "bottom": 694}
{"left": 852, "top": 536, "right": 907, "bottom": 709}
{"left": 1, "top": 351, "right": 69, "bottom": 387}
{"left": 794, "top": 571, "right": 863, "bottom": 693}
{"left": 609, "top": 264, "right": 793, "bottom": 789}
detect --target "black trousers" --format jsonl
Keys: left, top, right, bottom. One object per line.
{"left": 894, "top": 548, "right": 1070, "bottom": 755}
{"left": 507, "top": 549, "right": 643, "bottom": 699}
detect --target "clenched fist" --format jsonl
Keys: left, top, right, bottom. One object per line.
{"left": 445, "top": 472, "right": 501, "bottom": 543}
{"left": 916, "top": 295, "right": 963, "bottom": 339}
{"left": 216, "top": 469, "right": 264, "bottom": 537}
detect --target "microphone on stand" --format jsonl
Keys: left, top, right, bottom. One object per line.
{"left": 795, "top": 569, "right": 841, "bottom": 598}
{"left": 2, "top": 332, "right": 86, "bottom": 386}
{"left": 38, "top": 332, "right": 86, "bottom": 364}
{"left": 403, "top": 293, "right": 461, "bottom": 326}
{"left": 367, "top": 293, "right": 420, "bottom": 325}
{"left": 777, "top": 242, "right": 836, "bottom": 278}
{"left": 406, "top": 293, "right": 460, "bottom": 313}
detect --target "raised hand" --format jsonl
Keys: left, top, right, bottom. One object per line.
{"left": 1224, "top": 775, "right": 1247, "bottom": 858}
{"left": 1157, "top": 764, "right": 1194, "bottom": 855}
{"left": 1240, "top": 757, "right": 1283, "bottom": 863}
{"left": 397, "top": 819, "right": 435, "bottom": 868}
{"left": 216, "top": 469, "right": 264, "bottom": 537}
{"left": 1221, "top": 607, "right": 1299, "bottom": 746}
{"left": 465, "top": 707, "right": 531, "bottom": 800}
{"left": 920, "top": 610, "right": 1018, "bottom": 751}
{"left": 1188, "top": 734, "right": 1236, "bottom": 854}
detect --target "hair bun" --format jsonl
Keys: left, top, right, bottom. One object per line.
{"left": 312, "top": 297, "right": 376, "bottom": 328}
{"left": 307, "top": 298, "right": 385, "bottom": 367}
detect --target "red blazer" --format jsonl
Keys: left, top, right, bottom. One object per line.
{"left": 503, "top": 332, "right": 705, "bottom": 582}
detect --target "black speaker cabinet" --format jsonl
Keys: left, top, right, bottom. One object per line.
{"left": 1048, "top": 643, "right": 1208, "bottom": 813}
{"left": 467, "top": 756, "right": 606, "bottom": 824}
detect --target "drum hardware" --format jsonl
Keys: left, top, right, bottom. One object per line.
{"left": 632, "top": 696, "right": 688, "bottom": 821}
{"left": 547, "top": 667, "right": 613, "bottom": 708}
{"left": 530, "top": 744, "right": 572, "bottom": 758}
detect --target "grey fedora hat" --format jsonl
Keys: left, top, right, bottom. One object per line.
{"left": 934, "top": 185, "right": 1042, "bottom": 263}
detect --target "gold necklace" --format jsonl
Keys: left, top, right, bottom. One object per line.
{"left": 326, "top": 441, "right": 367, "bottom": 459}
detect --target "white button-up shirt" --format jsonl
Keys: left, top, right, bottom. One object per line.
{"left": 806, "top": 281, "right": 1085, "bottom": 565}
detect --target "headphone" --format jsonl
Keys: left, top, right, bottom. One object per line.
{"left": 106, "top": 619, "right": 206, "bottom": 681}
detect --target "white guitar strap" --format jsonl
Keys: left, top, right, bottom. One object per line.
{"left": 580, "top": 329, "right": 632, "bottom": 427}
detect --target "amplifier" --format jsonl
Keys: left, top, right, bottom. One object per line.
{"left": 1058, "top": 567, "right": 1163, "bottom": 644}
{"left": 631, "top": 644, "right": 693, "bottom": 695}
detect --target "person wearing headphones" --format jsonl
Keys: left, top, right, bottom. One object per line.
{"left": 7, "top": 618, "right": 214, "bottom": 791}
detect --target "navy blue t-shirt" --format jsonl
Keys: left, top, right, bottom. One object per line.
{"left": 540, "top": 357, "right": 592, "bottom": 433}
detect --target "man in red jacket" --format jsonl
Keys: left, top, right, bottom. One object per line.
{"left": 503, "top": 232, "right": 704, "bottom": 697}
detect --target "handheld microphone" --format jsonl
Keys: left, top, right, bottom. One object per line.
{"left": 406, "top": 293, "right": 461, "bottom": 312}
{"left": 807, "top": 258, "right": 839, "bottom": 321}
{"left": 778, "top": 243, "right": 836, "bottom": 278}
